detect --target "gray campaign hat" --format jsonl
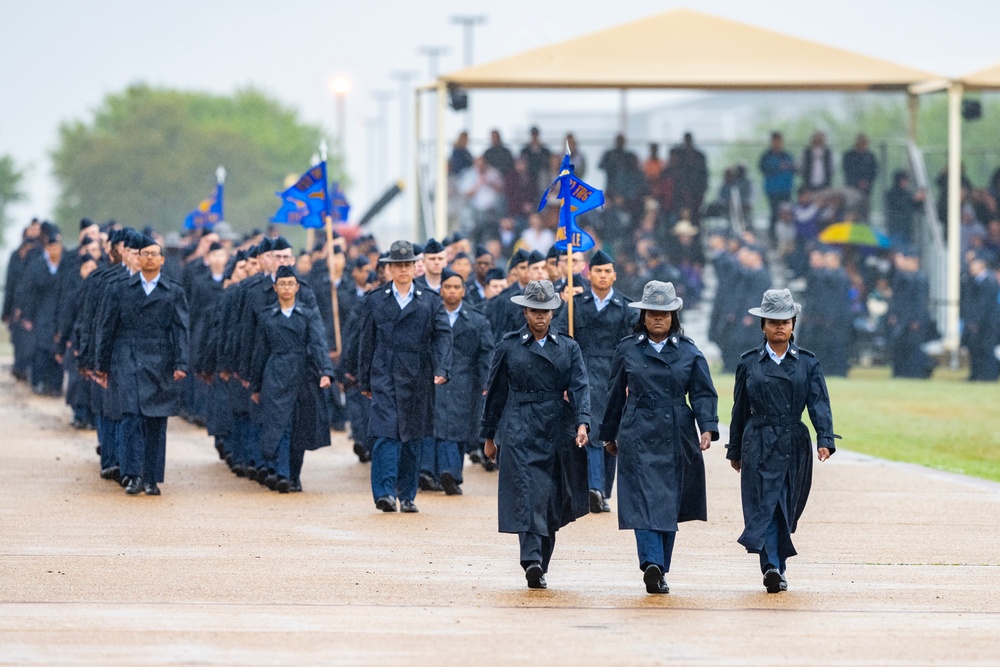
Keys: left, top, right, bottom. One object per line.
{"left": 628, "top": 280, "right": 683, "bottom": 312}
{"left": 383, "top": 240, "right": 418, "bottom": 263}
{"left": 748, "top": 288, "right": 801, "bottom": 319}
{"left": 511, "top": 280, "right": 563, "bottom": 310}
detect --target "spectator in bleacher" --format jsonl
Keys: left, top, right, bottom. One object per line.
{"left": 520, "top": 127, "right": 552, "bottom": 199}
{"left": 673, "top": 133, "right": 709, "bottom": 224}
{"left": 483, "top": 130, "right": 516, "bottom": 178}
{"left": 505, "top": 157, "right": 538, "bottom": 222}
{"left": 643, "top": 143, "right": 664, "bottom": 188}
{"left": 519, "top": 213, "right": 556, "bottom": 254}
{"left": 885, "top": 170, "right": 924, "bottom": 248}
{"left": 842, "top": 134, "right": 878, "bottom": 222}
{"left": 759, "top": 132, "right": 796, "bottom": 246}
{"left": 599, "top": 134, "right": 643, "bottom": 207}
{"left": 449, "top": 131, "right": 474, "bottom": 176}
{"left": 716, "top": 164, "right": 753, "bottom": 228}
{"left": 460, "top": 157, "right": 505, "bottom": 240}
{"left": 800, "top": 131, "right": 833, "bottom": 192}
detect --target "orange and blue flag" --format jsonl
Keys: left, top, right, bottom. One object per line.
{"left": 183, "top": 182, "right": 224, "bottom": 230}
{"left": 539, "top": 151, "right": 601, "bottom": 252}
{"left": 272, "top": 162, "right": 330, "bottom": 229}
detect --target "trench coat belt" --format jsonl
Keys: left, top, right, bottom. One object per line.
{"left": 510, "top": 390, "right": 564, "bottom": 404}
{"left": 626, "top": 396, "right": 688, "bottom": 409}
{"left": 751, "top": 413, "right": 801, "bottom": 427}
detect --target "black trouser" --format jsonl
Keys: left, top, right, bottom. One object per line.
{"left": 519, "top": 531, "right": 557, "bottom": 573}
{"left": 120, "top": 415, "right": 167, "bottom": 483}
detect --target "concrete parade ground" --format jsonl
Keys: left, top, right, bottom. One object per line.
{"left": 1, "top": 367, "right": 1000, "bottom": 666}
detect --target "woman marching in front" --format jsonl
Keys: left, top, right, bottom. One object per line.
{"left": 599, "top": 281, "right": 719, "bottom": 595}
{"left": 481, "top": 280, "right": 590, "bottom": 590}
{"left": 727, "top": 289, "right": 839, "bottom": 593}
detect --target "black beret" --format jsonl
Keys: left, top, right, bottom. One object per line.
{"left": 140, "top": 234, "right": 159, "bottom": 250}
{"left": 451, "top": 251, "right": 470, "bottom": 262}
{"left": 207, "top": 242, "right": 224, "bottom": 253}
{"left": 451, "top": 231, "right": 467, "bottom": 242}
{"left": 377, "top": 251, "right": 390, "bottom": 265}
{"left": 271, "top": 236, "right": 293, "bottom": 252}
{"left": 234, "top": 249, "right": 248, "bottom": 263}
{"left": 353, "top": 256, "right": 371, "bottom": 270}
{"left": 475, "top": 244, "right": 491, "bottom": 259}
{"left": 485, "top": 268, "right": 506, "bottom": 282}
{"left": 546, "top": 246, "right": 560, "bottom": 260}
{"left": 413, "top": 243, "right": 425, "bottom": 256}
{"left": 257, "top": 237, "right": 274, "bottom": 254}
{"left": 589, "top": 249, "right": 614, "bottom": 267}
{"left": 423, "top": 238, "right": 446, "bottom": 254}
{"left": 275, "top": 265, "right": 299, "bottom": 281}
{"left": 109, "top": 229, "right": 124, "bottom": 244}
{"left": 312, "top": 240, "right": 326, "bottom": 253}
{"left": 79, "top": 218, "right": 95, "bottom": 231}
{"left": 528, "top": 250, "right": 546, "bottom": 265}
{"left": 508, "top": 249, "right": 529, "bottom": 268}
{"left": 80, "top": 235, "right": 99, "bottom": 246}
{"left": 142, "top": 226, "right": 157, "bottom": 238}
{"left": 125, "top": 230, "right": 147, "bottom": 250}
{"left": 440, "top": 268, "right": 463, "bottom": 284}
{"left": 40, "top": 222, "right": 62, "bottom": 243}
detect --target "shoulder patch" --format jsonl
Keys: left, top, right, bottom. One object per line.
{"left": 741, "top": 348, "right": 758, "bottom": 358}
{"left": 796, "top": 347, "right": 816, "bottom": 357}
{"left": 502, "top": 331, "right": 521, "bottom": 340}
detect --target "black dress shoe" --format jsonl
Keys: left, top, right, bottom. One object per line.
{"left": 289, "top": 480, "right": 302, "bottom": 493}
{"left": 124, "top": 477, "right": 143, "bottom": 495}
{"left": 143, "top": 481, "right": 160, "bottom": 496}
{"left": 264, "top": 474, "right": 279, "bottom": 491}
{"left": 276, "top": 477, "right": 290, "bottom": 494}
{"left": 257, "top": 468, "right": 271, "bottom": 486}
{"left": 375, "top": 496, "right": 397, "bottom": 512}
{"left": 440, "top": 471, "right": 462, "bottom": 496}
{"left": 643, "top": 564, "right": 669, "bottom": 594}
{"left": 418, "top": 472, "right": 442, "bottom": 492}
{"left": 232, "top": 465, "right": 247, "bottom": 478}
{"left": 353, "top": 443, "right": 371, "bottom": 463}
{"left": 468, "top": 450, "right": 485, "bottom": 465}
{"left": 100, "top": 467, "right": 113, "bottom": 480}
{"left": 589, "top": 489, "right": 605, "bottom": 514}
{"left": 95, "top": 445, "right": 102, "bottom": 456}
{"left": 525, "top": 563, "right": 547, "bottom": 589}
{"left": 399, "top": 499, "right": 419, "bottom": 513}
{"left": 245, "top": 466, "right": 258, "bottom": 481}
{"left": 601, "top": 498, "right": 611, "bottom": 513}
{"left": 763, "top": 568, "right": 787, "bottom": 593}
{"left": 482, "top": 457, "right": 496, "bottom": 472}
{"left": 119, "top": 475, "right": 131, "bottom": 488}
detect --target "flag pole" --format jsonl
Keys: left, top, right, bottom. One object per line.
{"left": 563, "top": 141, "right": 574, "bottom": 338}
{"left": 324, "top": 214, "right": 342, "bottom": 354}
{"left": 318, "top": 139, "right": 342, "bottom": 355}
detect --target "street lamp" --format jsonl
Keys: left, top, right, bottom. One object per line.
{"left": 329, "top": 75, "right": 352, "bottom": 151}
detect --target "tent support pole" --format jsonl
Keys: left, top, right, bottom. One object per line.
{"left": 945, "top": 83, "right": 962, "bottom": 369}
{"left": 618, "top": 89, "right": 628, "bottom": 134}
{"left": 435, "top": 80, "right": 448, "bottom": 241}
{"left": 907, "top": 92, "right": 919, "bottom": 141}
{"left": 414, "top": 89, "right": 422, "bottom": 240}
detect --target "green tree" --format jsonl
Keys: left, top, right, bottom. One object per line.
{"left": 52, "top": 84, "right": 344, "bottom": 235}
{"left": 0, "top": 153, "right": 26, "bottom": 239}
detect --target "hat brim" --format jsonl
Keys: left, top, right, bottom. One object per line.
{"left": 511, "top": 295, "right": 563, "bottom": 310}
{"left": 382, "top": 256, "right": 418, "bottom": 263}
{"left": 748, "top": 306, "right": 799, "bottom": 319}
{"left": 628, "top": 297, "right": 683, "bottom": 312}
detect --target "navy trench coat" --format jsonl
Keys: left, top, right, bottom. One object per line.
{"left": 434, "top": 305, "right": 494, "bottom": 443}
{"left": 95, "top": 273, "right": 190, "bottom": 420}
{"left": 599, "top": 334, "right": 719, "bottom": 531}
{"left": 358, "top": 284, "right": 453, "bottom": 443}
{"left": 249, "top": 303, "right": 334, "bottom": 457}
{"left": 481, "top": 326, "right": 591, "bottom": 535}
{"left": 553, "top": 290, "right": 638, "bottom": 438}
{"left": 726, "top": 342, "right": 839, "bottom": 561}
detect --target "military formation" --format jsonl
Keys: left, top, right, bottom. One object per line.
{"left": 2, "top": 213, "right": 995, "bottom": 594}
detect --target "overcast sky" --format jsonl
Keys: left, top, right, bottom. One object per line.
{"left": 1, "top": 0, "right": 997, "bottom": 245}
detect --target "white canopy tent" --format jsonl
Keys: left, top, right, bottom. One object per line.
{"left": 415, "top": 8, "right": 954, "bottom": 346}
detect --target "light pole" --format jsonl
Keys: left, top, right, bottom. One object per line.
{"left": 329, "top": 76, "right": 351, "bottom": 156}
{"left": 371, "top": 90, "right": 394, "bottom": 193}
{"left": 390, "top": 70, "right": 419, "bottom": 183}
{"left": 450, "top": 15, "right": 487, "bottom": 133}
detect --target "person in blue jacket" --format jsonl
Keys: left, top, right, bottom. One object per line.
{"left": 727, "top": 289, "right": 840, "bottom": 593}
{"left": 481, "top": 280, "right": 590, "bottom": 590}
{"left": 599, "top": 280, "right": 719, "bottom": 594}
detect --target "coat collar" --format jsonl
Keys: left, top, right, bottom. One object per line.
{"left": 756, "top": 341, "right": 800, "bottom": 378}
{"left": 635, "top": 332, "right": 679, "bottom": 362}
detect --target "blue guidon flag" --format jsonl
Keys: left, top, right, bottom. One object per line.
{"left": 539, "top": 148, "right": 602, "bottom": 252}
{"left": 272, "top": 162, "right": 330, "bottom": 229}
{"left": 183, "top": 181, "right": 224, "bottom": 231}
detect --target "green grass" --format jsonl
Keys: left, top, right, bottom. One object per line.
{"left": 712, "top": 365, "right": 1000, "bottom": 483}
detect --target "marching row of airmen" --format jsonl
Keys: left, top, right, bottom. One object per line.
{"left": 4, "top": 220, "right": 843, "bottom": 595}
